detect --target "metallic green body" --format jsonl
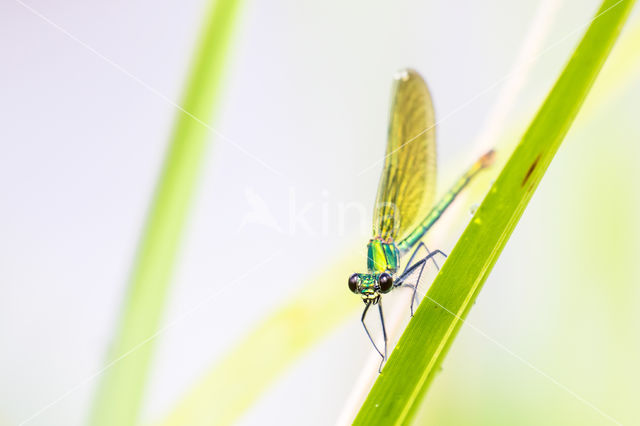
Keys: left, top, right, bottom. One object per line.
{"left": 367, "top": 239, "right": 400, "bottom": 273}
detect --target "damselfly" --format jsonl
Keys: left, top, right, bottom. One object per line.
{"left": 348, "top": 69, "right": 494, "bottom": 370}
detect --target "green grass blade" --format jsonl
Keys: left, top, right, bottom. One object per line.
{"left": 353, "top": 0, "right": 636, "bottom": 425}
{"left": 88, "top": 1, "right": 244, "bottom": 425}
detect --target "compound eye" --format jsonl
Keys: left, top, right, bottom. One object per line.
{"left": 378, "top": 273, "right": 393, "bottom": 293}
{"left": 348, "top": 274, "right": 360, "bottom": 294}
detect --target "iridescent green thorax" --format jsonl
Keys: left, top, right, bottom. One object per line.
{"left": 367, "top": 239, "right": 399, "bottom": 273}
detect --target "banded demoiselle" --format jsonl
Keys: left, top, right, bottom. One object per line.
{"left": 348, "top": 69, "right": 494, "bottom": 370}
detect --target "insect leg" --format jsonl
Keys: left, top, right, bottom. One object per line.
{"left": 400, "top": 283, "right": 419, "bottom": 307}
{"left": 361, "top": 301, "right": 385, "bottom": 362}
{"left": 410, "top": 260, "right": 427, "bottom": 316}
{"left": 402, "top": 242, "right": 441, "bottom": 276}
{"left": 377, "top": 299, "right": 388, "bottom": 373}
{"left": 397, "top": 249, "right": 448, "bottom": 316}
{"left": 396, "top": 248, "right": 447, "bottom": 286}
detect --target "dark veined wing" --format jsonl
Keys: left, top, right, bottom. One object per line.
{"left": 372, "top": 69, "right": 436, "bottom": 241}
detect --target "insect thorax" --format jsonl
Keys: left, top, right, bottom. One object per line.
{"left": 367, "top": 238, "right": 399, "bottom": 274}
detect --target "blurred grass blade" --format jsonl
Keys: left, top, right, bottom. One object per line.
{"left": 88, "top": 1, "right": 244, "bottom": 425}
{"left": 353, "top": 0, "right": 636, "bottom": 425}
{"left": 155, "top": 252, "right": 361, "bottom": 426}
